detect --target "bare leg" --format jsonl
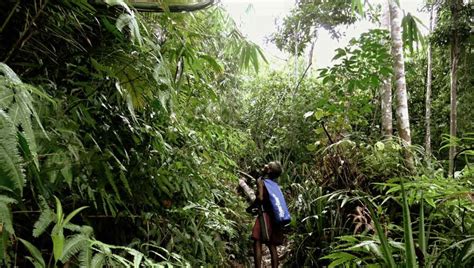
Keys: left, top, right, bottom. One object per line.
{"left": 253, "top": 240, "right": 262, "bottom": 268}
{"left": 269, "top": 244, "right": 278, "bottom": 268}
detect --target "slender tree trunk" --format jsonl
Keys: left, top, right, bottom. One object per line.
{"left": 381, "top": 2, "right": 393, "bottom": 138}
{"left": 425, "top": 3, "right": 436, "bottom": 158}
{"left": 449, "top": 0, "right": 462, "bottom": 177}
{"left": 388, "top": 1, "right": 412, "bottom": 154}
{"left": 381, "top": 80, "right": 393, "bottom": 137}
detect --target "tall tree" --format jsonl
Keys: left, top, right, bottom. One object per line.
{"left": 388, "top": 0, "right": 412, "bottom": 146}
{"left": 381, "top": 2, "right": 393, "bottom": 138}
{"left": 448, "top": 0, "right": 462, "bottom": 176}
{"left": 425, "top": 2, "right": 437, "bottom": 157}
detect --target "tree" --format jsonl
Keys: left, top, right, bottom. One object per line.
{"left": 425, "top": 2, "right": 437, "bottom": 158}
{"left": 448, "top": 0, "right": 462, "bottom": 176}
{"left": 388, "top": 0, "right": 412, "bottom": 166}
{"left": 381, "top": 2, "right": 393, "bottom": 138}
{"left": 271, "top": 0, "right": 358, "bottom": 55}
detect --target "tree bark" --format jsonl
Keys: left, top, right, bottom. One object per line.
{"left": 381, "top": 2, "right": 393, "bottom": 138}
{"left": 388, "top": 0, "right": 412, "bottom": 167}
{"left": 425, "top": 3, "right": 436, "bottom": 158}
{"left": 449, "top": 0, "right": 462, "bottom": 177}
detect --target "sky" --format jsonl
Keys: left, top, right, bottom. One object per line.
{"left": 221, "top": 0, "right": 430, "bottom": 69}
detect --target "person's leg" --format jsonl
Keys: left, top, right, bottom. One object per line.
{"left": 269, "top": 244, "right": 278, "bottom": 268}
{"left": 253, "top": 240, "right": 262, "bottom": 268}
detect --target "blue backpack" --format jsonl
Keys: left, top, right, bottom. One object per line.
{"left": 263, "top": 179, "right": 291, "bottom": 225}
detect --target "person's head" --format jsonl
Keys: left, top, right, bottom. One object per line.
{"left": 262, "top": 161, "right": 282, "bottom": 179}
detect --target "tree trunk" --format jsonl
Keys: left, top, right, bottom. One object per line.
{"left": 449, "top": 0, "right": 462, "bottom": 177}
{"left": 381, "top": 2, "right": 393, "bottom": 138}
{"left": 388, "top": 0, "right": 412, "bottom": 166}
{"left": 425, "top": 3, "right": 436, "bottom": 158}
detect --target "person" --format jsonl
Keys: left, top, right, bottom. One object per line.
{"left": 249, "top": 161, "right": 284, "bottom": 268}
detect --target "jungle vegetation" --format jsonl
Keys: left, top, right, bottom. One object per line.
{"left": 0, "top": 0, "right": 472, "bottom": 267}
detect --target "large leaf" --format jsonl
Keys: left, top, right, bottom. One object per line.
{"left": 19, "top": 238, "right": 45, "bottom": 268}
{"left": 401, "top": 180, "right": 417, "bottom": 267}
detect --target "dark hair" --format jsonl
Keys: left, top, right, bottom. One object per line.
{"left": 267, "top": 161, "right": 282, "bottom": 179}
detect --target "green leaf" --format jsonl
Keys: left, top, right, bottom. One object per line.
{"left": 315, "top": 109, "right": 325, "bottom": 120}
{"left": 418, "top": 196, "right": 426, "bottom": 257}
{"left": 199, "top": 54, "right": 223, "bottom": 73}
{"left": 333, "top": 48, "right": 347, "bottom": 60}
{"left": 54, "top": 196, "right": 63, "bottom": 226}
{"left": 322, "top": 252, "right": 357, "bottom": 268}
{"left": 365, "top": 198, "right": 396, "bottom": 268}
{"left": 401, "top": 181, "right": 417, "bottom": 267}
{"left": 19, "top": 238, "right": 45, "bottom": 268}
{"left": 63, "top": 206, "right": 88, "bottom": 226}
{"left": 52, "top": 230, "right": 65, "bottom": 263}
{"left": 60, "top": 162, "right": 73, "bottom": 188}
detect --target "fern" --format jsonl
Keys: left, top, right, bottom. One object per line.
{"left": 78, "top": 244, "right": 93, "bottom": 268}
{"left": 0, "top": 110, "right": 24, "bottom": 195}
{"left": 0, "top": 194, "right": 16, "bottom": 234}
{"left": 0, "top": 64, "right": 21, "bottom": 83}
{"left": 0, "top": 63, "right": 49, "bottom": 172}
{"left": 60, "top": 233, "right": 90, "bottom": 263}
{"left": 91, "top": 253, "right": 106, "bottom": 268}
{"left": 32, "top": 197, "right": 55, "bottom": 237}
{"left": 9, "top": 91, "right": 39, "bottom": 168}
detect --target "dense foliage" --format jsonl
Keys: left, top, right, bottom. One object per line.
{"left": 0, "top": 0, "right": 472, "bottom": 267}
{"left": 0, "top": 0, "right": 265, "bottom": 266}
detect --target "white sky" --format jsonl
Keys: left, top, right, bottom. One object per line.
{"left": 221, "top": 0, "right": 429, "bottom": 69}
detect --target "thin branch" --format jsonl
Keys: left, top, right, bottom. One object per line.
{"left": 321, "top": 121, "right": 335, "bottom": 144}
{"left": 4, "top": 0, "right": 49, "bottom": 63}
{"left": 293, "top": 41, "right": 315, "bottom": 96}
{"left": 0, "top": 0, "right": 21, "bottom": 33}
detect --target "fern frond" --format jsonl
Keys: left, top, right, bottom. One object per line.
{"left": 0, "top": 63, "right": 50, "bottom": 170}
{"left": 78, "top": 243, "right": 93, "bottom": 268}
{"left": 80, "top": 225, "right": 94, "bottom": 236}
{"left": 0, "top": 194, "right": 16, "bottom": 204}
{"left": 32, "top": 197, "right": 55, "bottom": 237}
{"left": 0, "top": 79, "right": 14, "bottom": 107}
{"left": 0, "top": 63, "right": 21, "bottom": 83}
{"left": 0, "top": 110, "right": 25, "bottom": 195}
{"left": 60, "top": 234, "right": 90, "bottom": 263}
{"left": 64, "top": 223, "right": 82, "bottom": 233}
{"left": 131, "top": 250, "right": 144, "bottom": 268}
{"left": 0, "top": 201, "right": 14, "bottom": 234}
{"left": 9, "top": 100, "right": 39, "bottom": 168}
{"left": 91, "top": 253, "right": 106, "bottom": 268}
